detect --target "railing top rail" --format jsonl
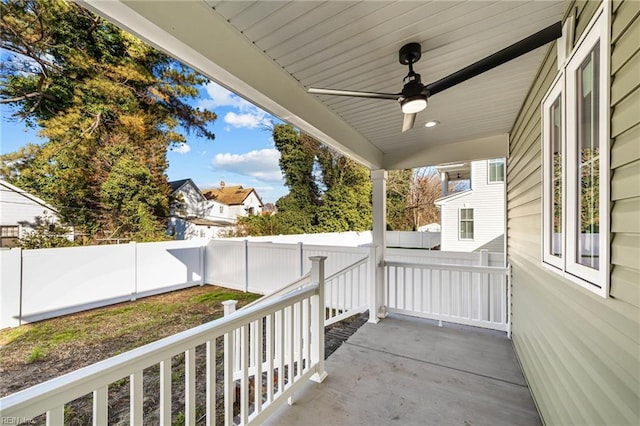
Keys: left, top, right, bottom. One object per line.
{"left": 384, "top": 260, "right": 508, "bottom": 274}
{"left": 0, "top": 283, "right": 319, "bottom": 418}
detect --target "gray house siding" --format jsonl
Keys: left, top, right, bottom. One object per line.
{"left": 508, "top": 1, "right": 639, "bottom": 425}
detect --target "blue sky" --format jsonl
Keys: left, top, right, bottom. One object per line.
{"left": 0, "top": 82, "right": 288, "bottom": 204}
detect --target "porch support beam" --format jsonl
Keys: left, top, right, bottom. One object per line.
{"left": 369, "top": 169, "right": 388, "bottom": 323}
{"left": 383, "top": 134, "right": 509, "bottom": 170}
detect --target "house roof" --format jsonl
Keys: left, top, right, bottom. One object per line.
{"left": 202, "top": 185, "right": 263, "bottom": 207}
{"left": 435, "top": 189, "right": 473, "bottom": 206}
{"left": 0, "top": 179, "right": 59, "bottom": 213}
{"left": 83, "top": 1, "right": 566, "bottom": 170}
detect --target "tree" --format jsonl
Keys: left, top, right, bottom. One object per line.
{"left": 386, "top": 169, "right": 413, "bottom": 230}
{"left": 18, "top": 222, "right": 75, "bottom": 249}
{"left": 271, "top": 124, "right": 373, "bottom": 234}
{"left": 386, "top": 168, "right": 441, "bottom": 230}
{"left": 0, "top": 0, "right": 216, "bottom": 241}
{"left": 406, "top": 167, "right": 441, "bottom": 230}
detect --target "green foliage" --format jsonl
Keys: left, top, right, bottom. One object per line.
{"left": 0, "top": 0, "right": 217, "bottom": 242}
{"left": 236, "top": 213, "right": 297, "bottom": 237}
{"left": 18, "top": 222, "right": 75, "bottom": 249}
{"left": 26, "top": 346, "right": 47, "bottom": 363}
{"left": 270, "top": 124, "right": 374, "bottom": 234}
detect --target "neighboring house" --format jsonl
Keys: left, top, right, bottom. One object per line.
{"left": 435, "top": 159, "right": 505, "bottom": 253}
{"left": 0, "top": 180, "right": 66, "bottom": 247}
{"left": 202, "top": 182, "right": 263, "bottom": 218}
{"left": 167, "top": 179, "right": 234, "bottom": 239}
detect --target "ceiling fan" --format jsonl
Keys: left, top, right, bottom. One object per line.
{"left": 308, "top": 22, "right": 562, "bottom": 132}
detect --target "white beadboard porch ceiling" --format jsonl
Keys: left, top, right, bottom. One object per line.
{"left": 84, "top": 1, "right": 565, "bottom": 170}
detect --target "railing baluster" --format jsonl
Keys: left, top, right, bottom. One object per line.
{"left": 266, "top": 313, "right": 274, "bottom": 403}
{"left": 255, "top": 319, "right": 263, "bottom": 415}
{"left": 93, "top": 386, "right": 108, "bottom": 426}
{"left": 296, "top": 302, "right": 303, "bottom": 378}
{"left": 489, "top": 273, "right": 495, "bottom": 323}
{"left": 240, "top": 325, "right": 249, "bottom": 424}
{"left": 206, "top": 340, "right": 216, "bottom": 426}
{"left": 303, "top": 298, "right": 310, "bottom": 372}
{"left": 160, "top": 359, "right": 171, "bottom": 425}
{"left": 224, "top": 330, "right": 235, "bottom": 425}
{"left": 185, "top": 348, "right": 196, "bottom": 425}
{"left": 250, "top": 320, "right": 257, "bottom": 369}
{"left": 46, "top": 406, "right": 64, "bottom": 425}
{"left": 287, "top": 305, "right": 294, "bottom": 386}
{"left": 130, "top": 370, "right": 143, "bottom": 425}
{"left": 277, "top": 309, "right": 285, "bottom": 395}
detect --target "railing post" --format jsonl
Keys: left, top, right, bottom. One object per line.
{"left": 222, "top": 300, "right": 237, "bottom": 316}
{"left": 309, "top": 256, "right": 328, "bottom": 383}
{"left": 367, "top": 244, "right": 380, "bottom": 324}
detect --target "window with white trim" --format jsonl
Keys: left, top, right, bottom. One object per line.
{"left": 542, "top": 6, "right": 609, "bottom": 297}
{"left": 488, "top": 158, "right": 505, "bottom": 182}
{"left": 459, "top": 208, "right": 474, "bottom": 240}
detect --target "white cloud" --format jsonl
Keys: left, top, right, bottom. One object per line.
{"left": 224, "top": 111, "right": 271, "bottom": 129}
{"left": 198, "top": 81, "right": 273, "bottom": 130}
{"left": 173, "top": 144, "right": 191, "bottom": 154}
{"left": 198, "top": 82, "right": 253, "bottom": 111}
{"left": 212, "top": 148, "right": 283, "bottom": 183}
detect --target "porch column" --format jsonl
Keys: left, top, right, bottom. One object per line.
{"left": 370, "top": 169, "right": 387, "bottom": 323}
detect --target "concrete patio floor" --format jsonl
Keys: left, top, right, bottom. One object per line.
{"left": 266, "top": 314, "right": 540, "bottom": 426}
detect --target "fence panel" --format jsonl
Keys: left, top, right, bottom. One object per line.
{"left": 246, "top": 243, "right": 300, "bottom": 294}
{"left": 386, "top": 231, "right": 441, "bottom": 249}
{"left": 303, "top": 245, "right": 369, "bottom": 277}
{"left": 135, "top": 240, "right": 204, "bottom": 296}
{"left": 20, "top": 244, "right": 136, "bottom": 323}
{"left": 0, "top": 248, "right": 22, "bottom": 328}
{"left": 205, "top": 240, "right": 247, "bottom": 292}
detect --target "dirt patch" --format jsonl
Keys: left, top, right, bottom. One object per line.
{"left": 0, "top": 285, "right": 259, "bottom": 398}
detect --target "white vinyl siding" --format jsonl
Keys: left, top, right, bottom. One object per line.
{"left": 438, "top": 160, "right": 505, "bottom": 253}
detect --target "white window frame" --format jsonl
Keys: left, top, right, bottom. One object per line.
{"left": 541, "top": 4, "right": 610, "bottom": 297}
{"left": 459, "top": 208, "right": 474, "bottom": 240}
{"left": 542, "top": 76, "right": 565, "bottom": 270}
{"left": 488, "top": 158, "right": 505, "bottom": 183}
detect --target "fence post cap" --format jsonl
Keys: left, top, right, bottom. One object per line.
{"left": 308, "top": 255, "right": 327, "bottom": 261}
{"left": 221, "top": 300, "right": 238, "bottom": 306}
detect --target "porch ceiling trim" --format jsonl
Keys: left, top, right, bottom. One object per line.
{"left": 81, "top": 0, "right": 384, "bottom": 169}
{"left": 383, "top": 134, "right": 509, "bottom": 170}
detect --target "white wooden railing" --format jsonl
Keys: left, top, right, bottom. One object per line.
{"left": 240, "top": 256, "right": 370, "bottom": 327}
{"left": 0, "top": 257, "right": 330, "bottom": 426}
{"left": 384, "top": 260, "right": 510, "bottom": 332}
{"left": 324, "top": 256, "right": 369, "bottom": 325}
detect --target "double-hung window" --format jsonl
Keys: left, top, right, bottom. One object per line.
{"left": 542, "top": 6, "right": 609, "bottom": 297}
{"left": 488, "top": 158, "right": 505, "bottom": 182}
{"left": 459, "top": 208, "right": 474, "bottom": 240}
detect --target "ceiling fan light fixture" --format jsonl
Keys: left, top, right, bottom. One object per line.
{"left": 400, "top": 97, "right": 427, "bottom": 114}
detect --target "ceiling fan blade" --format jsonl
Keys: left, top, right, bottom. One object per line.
{"left": 308, "top": 87, "right": 399, "bottom": 100}
{"left": 402, "top": 113, "right": 417, "bottom": 132}
{"left": 426, "top": 21, "right": 562, "bottom": 96}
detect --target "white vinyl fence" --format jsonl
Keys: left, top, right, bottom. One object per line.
{"left": 0, "top": 240, "right": 205, "bottom": 328}
{"left": 205, "top": 240, "right": 369, "bottom": 295}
